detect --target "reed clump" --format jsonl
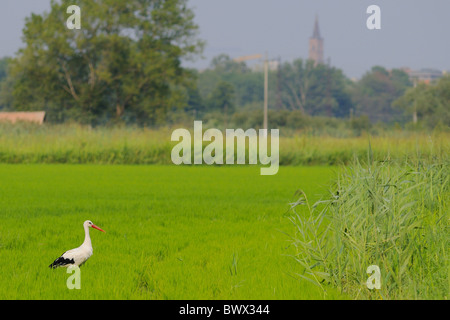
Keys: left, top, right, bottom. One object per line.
{"left": 287, "top": 151, "right": 449, "bottom": 299}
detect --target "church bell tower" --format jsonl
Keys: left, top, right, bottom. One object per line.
{"left": 309, "top": 15, "right": 324, "bottom": 65}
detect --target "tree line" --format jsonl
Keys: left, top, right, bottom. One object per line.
{"left": 0, "top": 0, "right": 448, "bottom": 130}
{"left": 0, "top": 0, "right": 203, "bottom": 125}
{"left": 182, "top": 54, "right": 448, "bottom": 130}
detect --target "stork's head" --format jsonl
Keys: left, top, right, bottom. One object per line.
{"left": 84, "top": 220, "right": 105, "bottom": 232}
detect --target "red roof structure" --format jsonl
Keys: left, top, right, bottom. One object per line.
{"left": 0, "top": 111, "right": 46, "bottom": 124}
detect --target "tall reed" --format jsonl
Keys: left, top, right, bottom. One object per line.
{"left": 287, "top": 151, "right": 449, "bottom": 299}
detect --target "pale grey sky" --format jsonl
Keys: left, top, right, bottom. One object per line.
{"left": 1, "top": 0, "right": 449, "bottom": 78}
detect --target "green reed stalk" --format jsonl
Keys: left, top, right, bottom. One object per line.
{"left": 288, "top": 153, "right": 449, "bottom": 299}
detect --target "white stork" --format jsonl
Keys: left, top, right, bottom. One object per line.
{"left": 49, "top": 220, "right": 105, "bottom": 269}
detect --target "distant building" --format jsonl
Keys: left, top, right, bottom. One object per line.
{"left": 309, "top": 15, "right": 324, "bottom": 65}
{"left": 404, "top": 68, "right": 443, "bottom": 84}
{"left": 0, "top": 111, "right": 46, "bottom": 124}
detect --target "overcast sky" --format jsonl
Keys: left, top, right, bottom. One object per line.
{"left": 1, "top": 0, "right": 449, "bottom": 78}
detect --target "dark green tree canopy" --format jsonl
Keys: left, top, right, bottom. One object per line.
{"left": 197, "top": 55, "right": 354, "bottom": 119}
{"left": 8, "top": 0, "right": 203, "bottom": 125}
{"left": 394, "top": 75, "right": 450, "bottom": 129}
{"left": 207, "top": 80, "right": 235, "bottom": 112}
{"left": 279, "top": 59, "right": 354, "bottom": 118}
{"left": 197, "top": 54, "right": 262, "bottom": 110}
{"left": 0, "top": 57, "right": 9, "bottom": 82}
{"left": 351, "top": 66, "right": 412, "bottom": 123}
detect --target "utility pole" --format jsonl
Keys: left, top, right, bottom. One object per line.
{"left": 413, "top": 79, "right": 418, "bottom": 124}
{"left": 263, "top": 52, "right": 268, "bottom": 136}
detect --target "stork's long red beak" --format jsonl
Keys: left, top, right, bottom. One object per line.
{"left": 92, "top": 224, "right": 105, "bottom": 232}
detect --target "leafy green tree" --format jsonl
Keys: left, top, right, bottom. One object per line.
{"left": 279, "top": 58, "right": 353, "bottom": 117}
{"left": 183, "top": 72, "right": 205, "bottom": 115}
{"left": 207, "top": 81, "right": 235, "bottom": 113}
{"left": 8, "top": 0, "right": 203, "bottom": 124}
{"left": 209, "top": 54, "right": 249, "bottom": 74}
{"left": 351, "top": 66, "right": 412, "bottom": 123}
{"left": 0, "top": 57, "right": 9, "bottom": 83}
{"left": 393, "top": 75, "right": 450, "bottom": 129}
{"left": 0, "top": 57, "right": 12, "bottom": 109}
{"left": 197, "top": 54, "right": 264, "bottom": 110}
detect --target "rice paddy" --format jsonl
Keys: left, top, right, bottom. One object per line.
{"left": 0, "top": 164, "right": 346, "bottom": 299}
{"left": 0, "top": 124, "right": 448, "bottom": 300}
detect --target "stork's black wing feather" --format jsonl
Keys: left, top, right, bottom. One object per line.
{"left": 49, "top": 252, "right": 75, "bottom": 269}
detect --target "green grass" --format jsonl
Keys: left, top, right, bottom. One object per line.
{"left": 0, "top": 164, "right": 346, "bottom": 300}
{"left": 287, "top": 156, "right": 449, "bottom": 300}
{"left": 1, "top": 124, "right": 447, "bottom": 299}
{"left": 0, "top": 123, "right": 448, "bottom": 165}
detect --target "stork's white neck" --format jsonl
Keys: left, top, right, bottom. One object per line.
{"left": 82, "top": 224, "right": 92, "bottom": 248}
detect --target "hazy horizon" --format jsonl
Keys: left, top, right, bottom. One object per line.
{"left": 1, "top": 0, "right": 449, "bottom": 79}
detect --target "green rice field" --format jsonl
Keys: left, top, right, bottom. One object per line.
{"left": 0, "top": 125, "right": 448, "bottom": 300}
{"left": 0, "top": 164, "right": 347, "bottom": 299}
